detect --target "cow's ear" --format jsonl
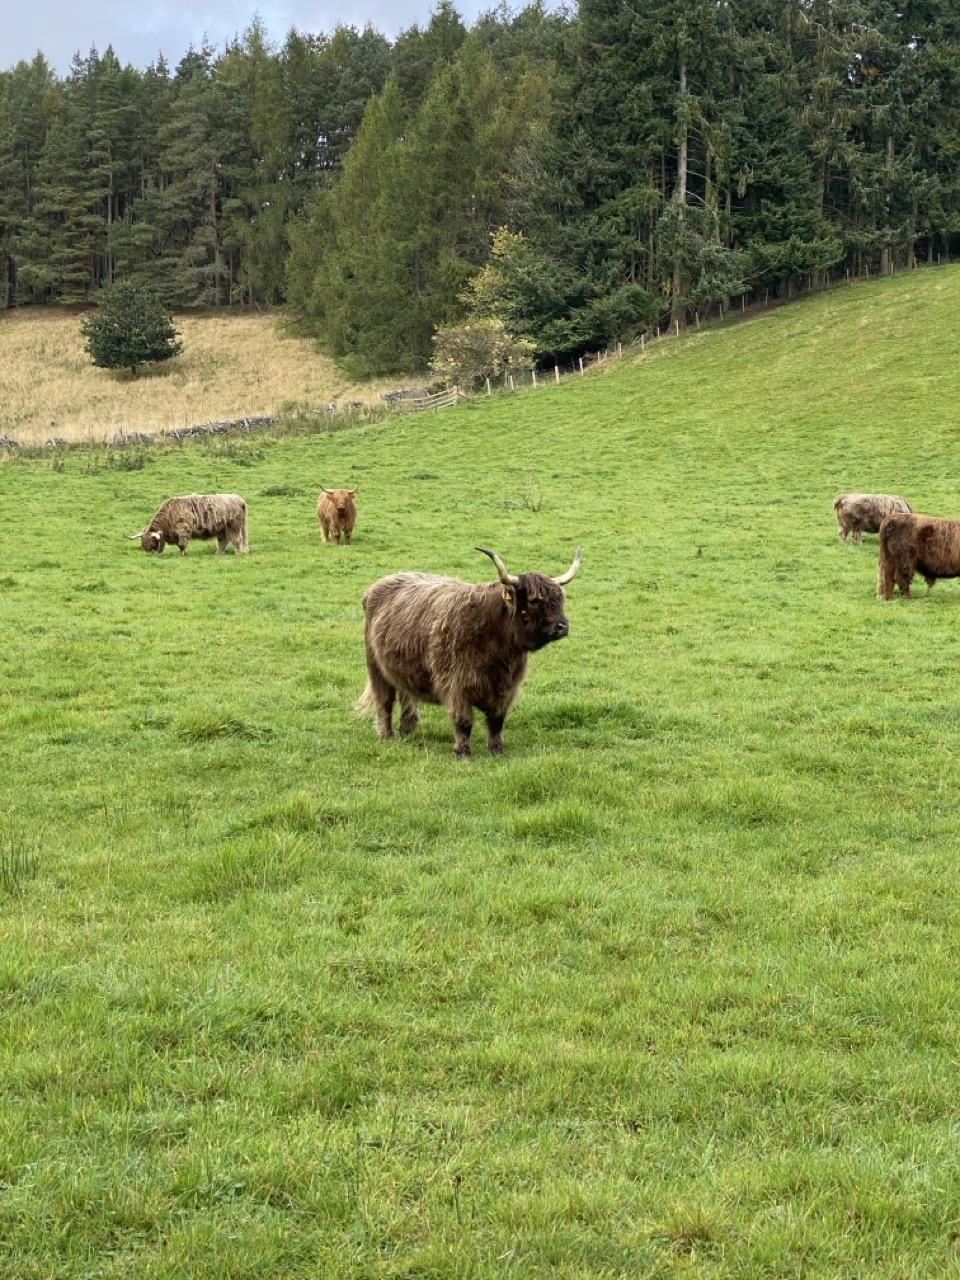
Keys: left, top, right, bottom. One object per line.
{"left": 502, "top": 586, "right": 515, "bottom": 610}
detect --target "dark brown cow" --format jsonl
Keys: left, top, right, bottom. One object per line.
{"left": 357, "top": 546, "right": 582, "bottom": 757}
{"left": 878, "top": 512, "right": 960, "bottom": 598}
{"left": 126, "top": 493, "right": 248, "bottom": 555}
{"left": 318, "top": 486, "right": 358, "bottom": 544}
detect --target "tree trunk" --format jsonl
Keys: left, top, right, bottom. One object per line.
{"left": 670, "top": 57, "right": 687, "bottom": 331}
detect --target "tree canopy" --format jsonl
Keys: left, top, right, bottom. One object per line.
{"left": 2, "top": 2, "right": 960, "bottom": 369}
{"left": 80, "top": 280, "right": 182, "bottom": 375}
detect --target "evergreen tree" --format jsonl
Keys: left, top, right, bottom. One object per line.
{"left": 80, "top": 279, "right": 182, "bottom": 374}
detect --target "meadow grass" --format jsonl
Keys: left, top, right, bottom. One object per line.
{"left": 0, "top": 308, "right": 416, "bottom": 447}
{"left": 3, "top": 269, "right": 960, "bottom": 1276}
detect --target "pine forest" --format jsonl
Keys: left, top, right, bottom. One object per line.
{"left": 2, "top": 0, "right": 959, "bottom": 373}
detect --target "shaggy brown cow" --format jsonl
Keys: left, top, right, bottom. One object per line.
{"left": 357, "top": 545, "right": 582, "bottom": 757}
{"left": 877, "top": 512, "right": 960, "bottom": 598}
{"left": 126, "top": 493, "right": 248, "bottom": 555}
{"left": 318, "top": 486, "right": 358, "bottom": 544}
{"left": 834, "top": 492, "right": 912, "bottom": 543}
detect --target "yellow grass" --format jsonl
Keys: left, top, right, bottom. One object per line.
{"left": 0, "top": 308, "right": 416, "bottom": 446}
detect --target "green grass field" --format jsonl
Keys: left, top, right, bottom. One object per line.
{"left": 3, "top": 269, "right": 960, "bottom": 1277}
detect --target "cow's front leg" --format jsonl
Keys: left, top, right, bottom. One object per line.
{"left": 178, "top": 539, "right": 189, "bottom": 555}
{"left": 448, "top": 702, "right": 474, "bottom": 757}
{"left": 485, "top": 712, "right": 505, "bottom": 755}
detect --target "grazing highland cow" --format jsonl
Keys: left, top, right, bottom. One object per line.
{"left": 877, "top": 512, "right": 960, "bottom": 598}
{"left": 834, "top": 492, "right": 912, "bottom": 544}
{"left": 357, "top": 546, "right": 581, "bottom": 757}
{"left": 127, "top": 493, "right": 248, "bottom": 555}
{"left": 318, "top": 486, "right": 358, "bottom": 544}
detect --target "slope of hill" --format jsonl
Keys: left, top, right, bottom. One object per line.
{"left": 2, "top": 268, "right": 960, "bottom": 1277}
{"left": 0, "top": 308, "right": 412, "bottom": 446}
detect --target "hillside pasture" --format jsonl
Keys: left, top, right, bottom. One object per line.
{"left": 3, "top": 269, "right": 960, "bottom": 1276}
{"left": 0, "top": 308, "right": 411, "bottom": 446}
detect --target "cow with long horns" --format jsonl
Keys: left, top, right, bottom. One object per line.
{"left": 318, "top": 486, "right": 358, "bottom": 544}
{"left": 126, "top": 493, "right": 248, "bottom": 555}
{"left": 357, "top": 546, "right": 581, "bottom": 757}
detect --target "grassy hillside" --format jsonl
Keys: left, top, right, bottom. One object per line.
{"left": 3, "top": 268, "right": 960, "bottom": 1277}
{"left": 0, "top": 308, "right": 413, "bottom": 446}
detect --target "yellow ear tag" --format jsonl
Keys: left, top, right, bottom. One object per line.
{"left": 503, "top": 588, "right": 513, "bottom": 605}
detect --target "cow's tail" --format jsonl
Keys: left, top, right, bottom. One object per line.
{"left": 832, "top": 494, "right": 844, "bottom": 511}
{"left": 354, "top": 680, "right": 376, "bottom": 716}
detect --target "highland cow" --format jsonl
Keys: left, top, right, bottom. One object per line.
{"left": 877, "top": 512, "right": 960, "bottom": 599}
{"left": 126, "top": 494, "right": 248, "bottom": 555}
{"left": 834, "top": 492, "right": 912, "bottom": 544}
{"left": 357, "top": 546, "right": 581, "bottom": 757}
{"left": 318, "top": 487, "right": 358, "bottom": 544}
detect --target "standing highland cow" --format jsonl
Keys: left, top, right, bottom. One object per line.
{"left": 877, "top": 512, "right": 960, "bottom": 598}
{"left": 318, "top": 487, "right": 358, "bottom": 544}
{"left": 833, "top": 492, "right": 912, "bottom": 543}
{"left": 127, "top": 494, "right": 248, "bottom": 554}
{"left": 357, "top": 545, "right": 581, "bottom": 757}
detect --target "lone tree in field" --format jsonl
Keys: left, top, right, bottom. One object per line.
{"left": 80, "top": 281, "right": 182, "bottom": 376}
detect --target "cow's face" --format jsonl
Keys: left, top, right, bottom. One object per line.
{"left": 141, "top": 529, "right": 163, "bottom": 552}
{"left": 507, "top": 573, "right": 570, "bottom": 650}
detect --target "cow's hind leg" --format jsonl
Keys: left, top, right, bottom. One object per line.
{"left": 895, "top": 559, "right": 914, "bottom": 598}
{"left": 877, "top": 547, "right": 895, "bottom": 599}
{"left": 361, "top": 651, "right": 397, "bottom": 739}
{"left": 398, "top": 696, "right": 420, "bottom": 737}
{"left": 484, "top": 711, "right": 506, "bottom": 755}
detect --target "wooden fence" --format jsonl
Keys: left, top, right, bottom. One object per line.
{"left": 394, "top": 386, "right": 460, "bottom": 413}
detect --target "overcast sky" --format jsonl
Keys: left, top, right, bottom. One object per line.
{"left": 6, "top": 0, "right": 496, "bottom": 76}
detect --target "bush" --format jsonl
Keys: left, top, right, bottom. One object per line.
{"left": 429, "top": 317, "right": 535, "bottom": 390}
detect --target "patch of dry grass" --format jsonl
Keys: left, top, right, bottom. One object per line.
{"left": 0, "top": 307, "right": 414, "bottom": 445}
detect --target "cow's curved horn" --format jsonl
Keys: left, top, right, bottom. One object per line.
{"left": 349, "top": 484, "right": 358, "bottom": 495}
{"left": 552, "top": 546, "right": 582, "bottom": 586}
{"left": 476, "top": 546, "right": 519, "bottom": 586}
{"left": 125, "top": 531, "right": 142, "bottom": 540}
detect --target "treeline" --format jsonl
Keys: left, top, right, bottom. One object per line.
{"left": 2, "top": 1, "right": 960, "bottom": 373}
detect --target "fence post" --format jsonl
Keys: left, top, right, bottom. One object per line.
{"left": 532, "top": 369, "right": 537, "bottom": 388}
{"left": 641, "top": 334, "right": 645, "bottom": 351}
{"left": 486, "top": 377, "right": 491, "bottom": 396}
{"left": 509, "top": 375, "right": 515, "bottom": 392}
{"left": 617, "top": 342, "right": 622, "bottom": 358}
{"left": 579, "top": 357, "right": 584, "bottom": 376}
{"left": 675, "top": 320, "right": 680, "bottom": 337}
{"left": 554, "top": 365, "right": 560, "bottom": 384}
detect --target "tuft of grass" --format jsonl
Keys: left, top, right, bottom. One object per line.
{"left": 0, "top": 837, "right": 40, "bottom": 897}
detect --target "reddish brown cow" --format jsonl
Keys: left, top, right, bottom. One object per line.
{"left": 126, "top": 493, "right": 248, "bottom": 555}
{"left": 318, "top": 486, "right": 358, "bottom": 544}
{"left": 878, "top": 512, "right": 960, "bottom": 598}
{"left": 834, "top": 492, "right": 912, "bottom": 543}
{"left": 357, "top": 546, "right": 582, "bottom": 757}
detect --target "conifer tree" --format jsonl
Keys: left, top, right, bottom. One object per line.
{"left": 80, "top": 279, "right": 181, "bottom": 374}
